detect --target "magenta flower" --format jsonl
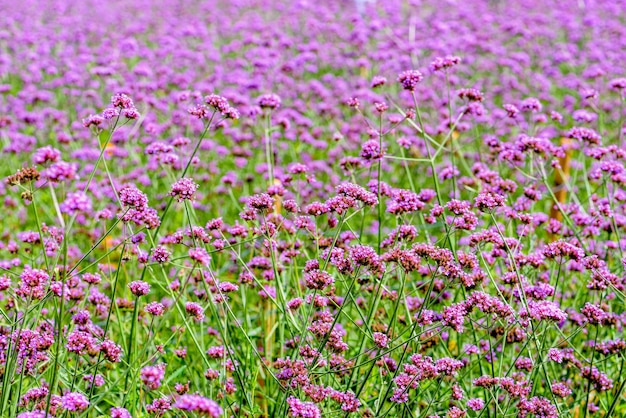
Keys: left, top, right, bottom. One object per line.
{"left": 169, "top": 177, "right": 199, "bottom": 202}
{"left": 397, "top": 70, "right": 424, "bottom": 91}
{"left": 257, "top": 93, "right": 281, "bottom": 110}
{"left": 128, "top": 280, "right": 150, "bottom": 297}
{"left": 61, "top": 392, "right": 89, "bottom": 412}
{"left": 141, "top": 364, "right": 166, "bottom": 390}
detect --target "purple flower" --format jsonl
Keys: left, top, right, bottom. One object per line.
{"left": 547, "top": 348, "right": 564, "bottom": 363}
{"left": 346, "top": 97, "right": 360, "bottom": 108}
{"left": 110, "top": 407, "right": 132, "bottom": 418}
{"left": 185, "top": 302, "right": 205, "bottom": 321}
{"left": 388, "top": 188, "right": 425, "bottom": 214}
{"left": 567, "top": 126, "right": 601, "bottom": 145}
{"left": 189, "top": 247, "right": 211, "bottom": 266}
{"left": 551, "top": 382, "right": 572, "bottom": 398}
{"left": 146, "top": 398, "right": 171, "bottom": 415}
{"left": 336, "top": 182, "right": 378, "bottom": 206}
{"left": 60, "top": 192, "right": 92, "bottom": 215}
{"left": 246, "top": 193, "right": 274, "bottom": 211}
{"left": 467, "top": 398, "right": 485, "bottom": 411}
{"left": 520, "top": 97, "right": 542, "bottom": 113}
{"left": 145, "top": 302, "right": 165, "bottom": 316}
{"left": 83, "top": 374, "right": 105, "bottom": 388}
{"left": 150, "top": 246, "right": 171, "bottom": 263}
{"left": 102, "top": 107, "right": 120, "bottom": 120}
{"left": 429, "top": 55, "right": 461, "bottom": 72}
{"left": 174, "top": 394, "right": 222, "bottom": 417}
{"left": 458, "top": 88, "right": 484, "bottom": 102}
{"left": 609, "top": 77, "right": 626, "bottom": 91}
{"left": 371, "top": 76, "right": 387, "bottom": 88}
{"left": 141, "top": 364, "right": 166, "bottom": 390}
{"left": 43, "top": 161, "right": 77, "bottom": 183}
{"left": 169, "top": 177, "right": 199, "bottom": 202}
{"left": 397, "top": 70, "right": 424, "bottom": 91}
{"left": 119, "top": 186, "right": 148, "bottom": 209}
{"left": 17, "top": 268, "right": 49, "bottom": 300}
{"left": 474, "top": 191, "right": 505, "bottom": 211}
{"left": 257, "top": 93, "right": 281, "bottom": 110}
{"left": 33, "top": 146, "right": 61, "bottom": 164}
{"left": 66, "top": 331, "right": 97, "bottom": 354}
{"left": 100, "top": 339, "right": 123, "bottom": 362}
{"left": 61, "top": 392, "right": 89, "bottom": 412}
{"left": 204, "top": 94, "right": 229, "bottom": 112}
{"left": 304, "top": 269, "right": 334, "bottom": 290}
{"left": 128, "top": 280, "right": 150, "bottom": 297}
{"left": 286, "top": 396, "right": 321, "bottom": 418}
{"left": 361, "top": 140, "right": 384, "bottom": 161}
{"left": 503, "top": 104, "right": 519, "bottom": 118}
{"left": 524, "top": 300, "right": 567, "bottom": 322}
{"left": 83, "top": 114, "right": 105, "bottom": 128}
{"left": 373, "top": 332, "right": 389, "bottom": 348}
{"left": 111, "top": 93, "right": 135, "bottom": 109}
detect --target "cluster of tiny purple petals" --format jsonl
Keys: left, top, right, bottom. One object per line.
{"left": 128, "top": 280, "right": 150, "bottom": 297}
{"left": 173, "top": 394, "right": 222, "bottom": 417}
{"left": 189, "top": 94, "right": 239, "bottom": 119}
{"left": 169, "top": 177, "right": 199, "bottom": 202}
{"left": 61, "top": 392, "right": 89, "bottom": 412}
{"left": 257, "top": 93, "right": 282, "bottom": 110}
{"left": 397, "top": 70, "right": 424, "bottom": 91}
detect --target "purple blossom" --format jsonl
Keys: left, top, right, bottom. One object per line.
{"left": 429, "top": 55, "right": 461, "bottom": 72}
{"left": 257, "top": 93, "right": 281, "bottom": 110}
{"left": 61, "top": 392, "right": 89, "bottom": 412}
{"left": 140, "top": 364, "right": 166, "bottom": 390}
{"left": 128, "top": 280, "right": 150, "bottom": 297}
{"left": 185, "top": 302, "right": 205, "bottom": 321}
{"left": 110, "top": 407, "right": 132, "bottom": 418}
{"left": 169, "top": 177, "right": 199, "bottom": 202}
{"left": 174, "top": 394, "right": 222, "bottom": 417}
{"left": 287, "top": 396, "right": 321, "bottom": 418}
{"left": 145, "top": 302, "right": 165, "bottom": 316}
{"left": 398, "top": 70, "right": 424, "bottom": 91}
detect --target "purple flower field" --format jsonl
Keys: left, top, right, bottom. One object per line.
{"left": 2, "top": 0, "right": 626, "bottom": 416}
